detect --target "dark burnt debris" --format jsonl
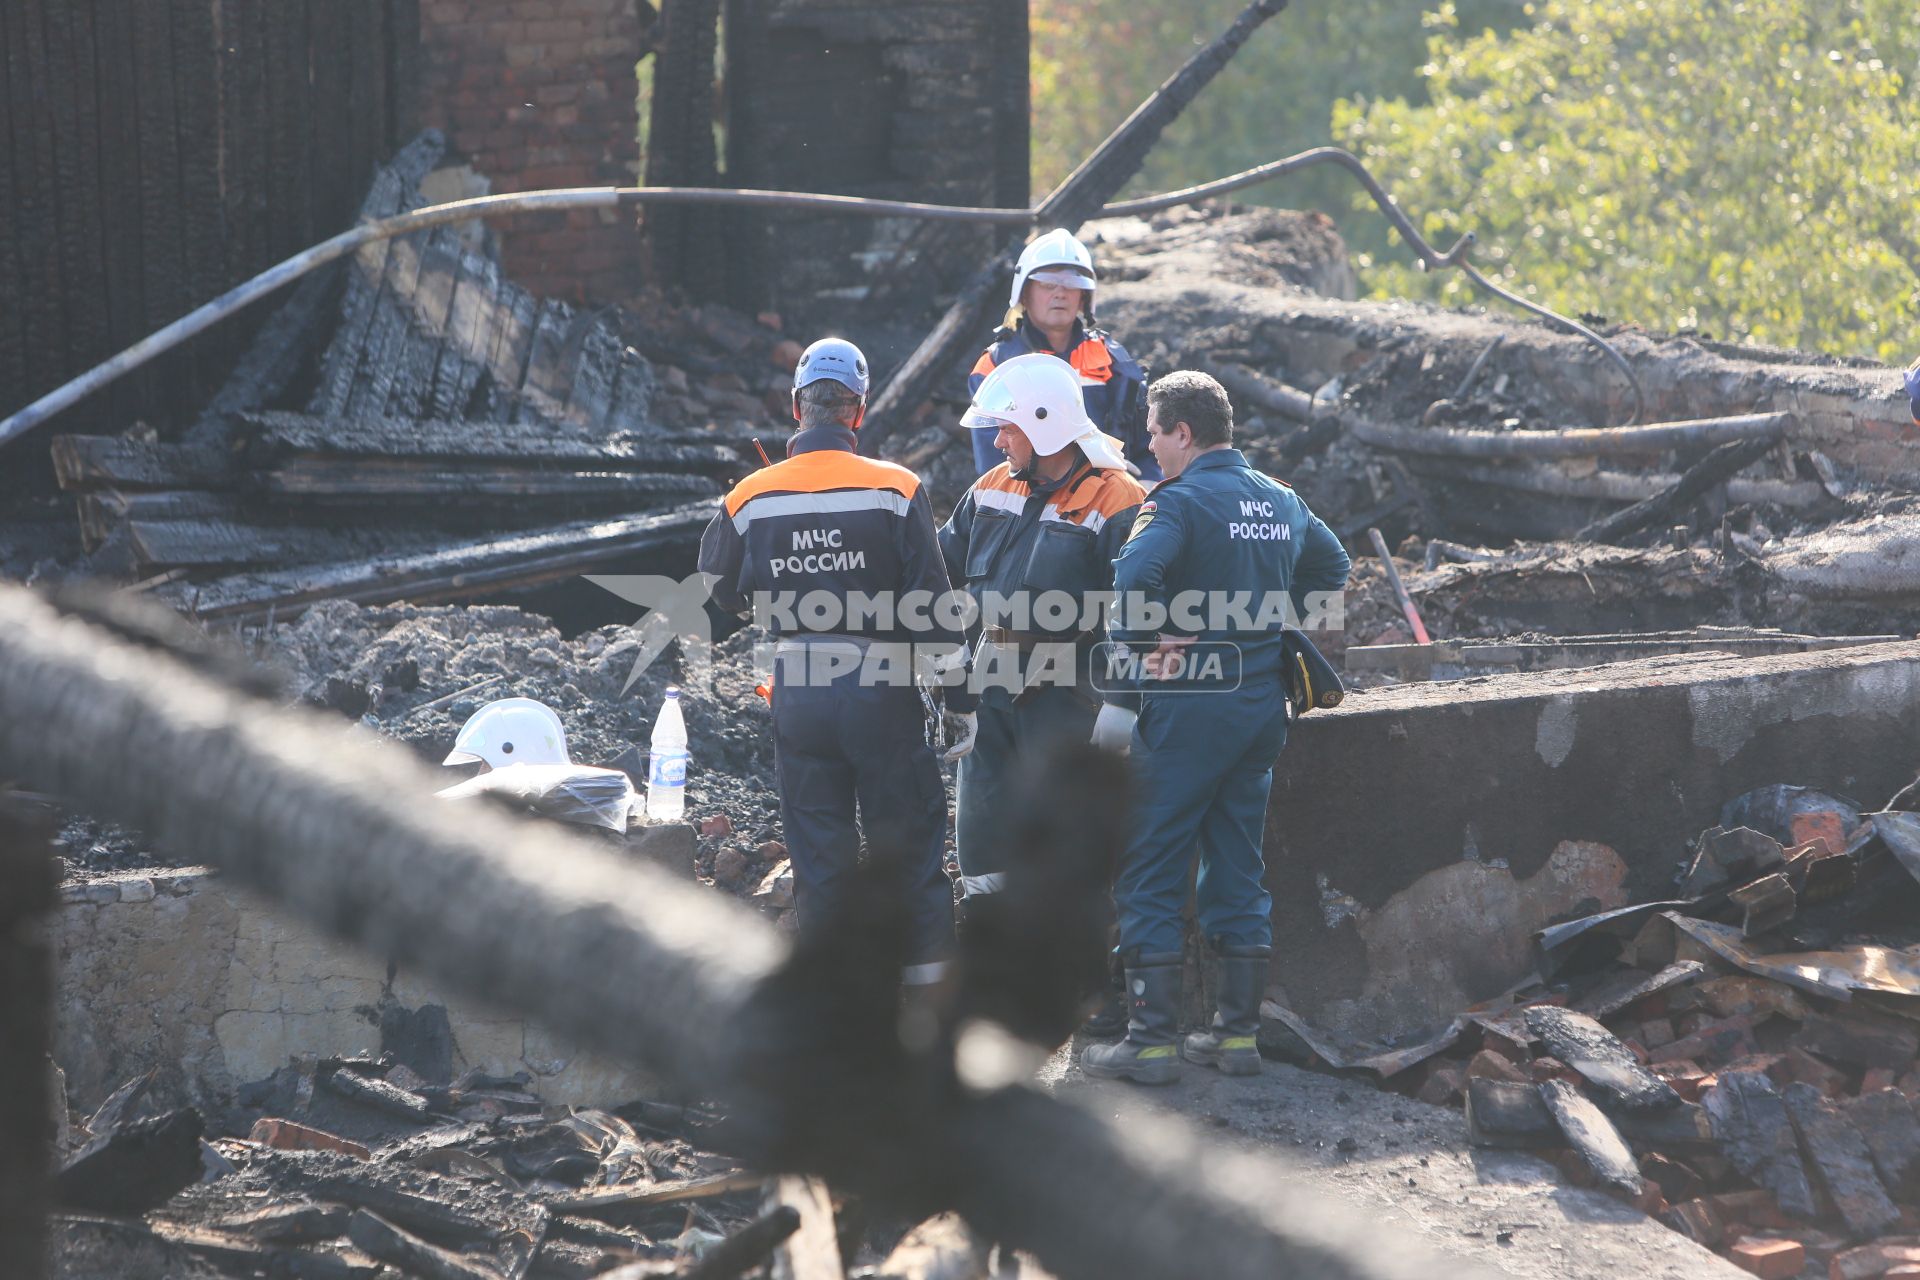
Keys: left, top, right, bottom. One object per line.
{"left": 1257, "top": 779, "right": 1920, "bottom": 1274}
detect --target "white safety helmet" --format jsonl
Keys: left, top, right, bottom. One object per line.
{"left": 443, "top": 697, "right": 571, "bottom": 769}
{"left": 1009, "top": 228, "right": 1097, "bottom": 311}
{"left": 792, "top": 337, "right": 870, "bottom": 398}
{"left": 961, "top": 352, "right": 1129, "bottom": 470}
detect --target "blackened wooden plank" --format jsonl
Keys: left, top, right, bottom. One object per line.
{"left": 427, "top": 249, "right": 492, "bottom": 420}
{"left": 89, "top": 0, "right": 151, "bottom": 422}
{"left": 216, "top": 0, "right": 264, "bottom": 289}
{"left": 564, "top": 321, "right": 624, "bottom": 428}
{"left": 243, "top": 413, "right": 731, "bottom": 470}
{"left": 171, "top": 0, "right": 227, "bottom": 404}
{"left": 305, "top": 0, "right": 353, "bottom": 235}
{"left": 161, "top": 502, "right": 713, "bottom": 621}
{"left": 484, "top": 288, "right": 540, "bottom": 417}
{"left": 44, "top": 0, "right": 111, "bottom": 427}
{"left": 1525, "top": 1006, "right": 1685, "bottom": 1113}
{"left": 255, "top": 459, "right": 719, "bottom": 504}
{"left": 346, "top": 228, "right": 425, "bottom": 419}
{"left": 347, "top": 0, "right": 387, "bottom": 198}
{"left": 49, "top": 436, "right": 236, "bottom": 491}
{"left": 130, "top": 0, "right": 187, "bottom": 351}
{"left": 77, "top": 491, "right": 246, "bottom": 552}
{"left": 263, "top": 0, "right": 312, "bottom": 260}
{"left": 386, "top": 228, "right": 461, "bottom": 420}
{"left": 384, "top": 0, "right": 421, "bottom": 146}
{"left": 0, "top": 4, "right": 29, "bottom": 408}
{"left": 6, "top": 0, "right": 71, "bottom": 404}
{"left": 201, "top": 264, "right": 344, "bottom": 426}
{"left": 515, "top": 301, "right": 575, "bottom": 423}
{"left": 1537, "top": 1079, "right": 1643, "bottom": 1198}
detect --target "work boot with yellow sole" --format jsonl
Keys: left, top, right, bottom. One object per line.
{"left": 1182, "top": 942, "right": 1269, "bottom": 1076}
{"left": 1081, "top": 951, "right": 1182, "bottom": 1086}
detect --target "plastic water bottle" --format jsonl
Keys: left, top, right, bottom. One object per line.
{"left": 646, "top": 687, "right": 689, "bottom": 821}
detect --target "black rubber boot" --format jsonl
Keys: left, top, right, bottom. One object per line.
{"left": 1077, "top": 951, "right": 1126, "bottom": 1038}
{"left": 1081, "top": 951, "right": 1183, "bottom": 1085}
{"left": 1182, "top": 943, "right": 1270, "bottom": 1076}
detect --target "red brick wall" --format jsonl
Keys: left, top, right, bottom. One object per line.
{"left": 419, "top": 0, "right": 645, "bottom": 303}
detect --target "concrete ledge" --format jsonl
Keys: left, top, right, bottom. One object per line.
{"left": 52, "top": 867, "right": 659, "bottom": 1111}
{"left": 1266, "top": 641, "right": 1920, "bottom": 1043}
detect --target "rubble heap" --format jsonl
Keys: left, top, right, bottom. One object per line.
{"left": 1268, "top": 778, "right": 1920, "bottom": 1276}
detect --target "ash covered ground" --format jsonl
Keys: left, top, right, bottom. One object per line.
{"left": 58, "top": 601, "right": 970, "bottom": 898}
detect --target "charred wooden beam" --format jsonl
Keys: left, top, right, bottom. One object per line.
{"left": 255, "top": 458, "right": 721, "bottom": 503}
{"left": 0, "top": 796, "right": 55, "bottom": 1280}
{"left": 50, "top": 435, "right": 236, "bottom": 491}
{"left": 1351, "top": 411, "right": 1789, "bottom": 461}
{"left": 159, "top": 502, "right": 711, "bottom": 622}
{"left": 1578, "top": 436, "right": 1785, "bottom": 544}
{"left": 240, "top": 411, "right": 740, "bottom": 471}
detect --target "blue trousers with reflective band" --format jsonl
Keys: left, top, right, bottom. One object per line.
{"left": 1114, "top": 676, "right": 1288, "bottom": 957}
{"left": 771, "top": 665, "right": 954, "bottom": 968}
{"left": 954, "top": 685, "right": 1102, "bottom": 892}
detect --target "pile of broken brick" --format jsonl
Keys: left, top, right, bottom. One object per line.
{"left": 1347, "top": 782, "right": 1920, "bottom": 1279}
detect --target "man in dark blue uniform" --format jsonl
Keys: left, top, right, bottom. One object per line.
{"left": 699, "top": 338, "right": 977, "bottom": 989}
{"left": 1083, "top": 371, "right": 1350, "bottom": 1084}
{"left": 967, "top": 228, "right": 1156, "bottom": 482}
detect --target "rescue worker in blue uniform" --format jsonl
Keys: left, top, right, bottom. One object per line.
{"left": 968, "top": 228, "right": 1157, "bottom": 482}
{"left": 938, "top": 353, "right": 1147, "bottom": 1024}
{"left": 698, "top": 338, "right": 978, "bottom": 989}
{"left": 1082, "top": 371, "right": 1350, "bottom": 1084}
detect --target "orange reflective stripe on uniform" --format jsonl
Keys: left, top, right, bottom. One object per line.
{"left": 971, "top": 349, "right": 999, "bottom": 379}
{"left": 724, "top": 450, "right": 920, "bottom": 518}
{"left": 1070, "top": 338, "right": 1114, "bottom": 384}
{"left": 971, "top": 459, "right": 1144, "bottom": 534}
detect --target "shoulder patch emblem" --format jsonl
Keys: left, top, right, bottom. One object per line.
{"left": 1126, "top": 500, "right": 1157, "bottom": 540}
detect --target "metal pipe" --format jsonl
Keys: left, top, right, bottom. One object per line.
{"left": 1367, "top": 527, "right": 1431, "bottom": 645}
{"left": 1, "top": 146, "right": 1648, "bottom": 446}
{"left": 1100, "top": 148, "right": 1645, "bottom": 424}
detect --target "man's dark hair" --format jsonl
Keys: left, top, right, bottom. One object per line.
{"left": 796, "top": 379, "right": 863, "bottom": 430}
{"left": 1147, "top": 371, "right": 1233, "bottom": 447}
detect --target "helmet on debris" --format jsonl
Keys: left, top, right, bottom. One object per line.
{"left": 443, "top": 697, "right": 571, "bottom": 770}
{"left": 962, "top": 352, "right": 1128, "bottom": 470}
{"left": 1009, "top": 228, "right": 1097, "bottom": 313}
{"left": 792, "top": 337, "right": 870, "bottom": 398}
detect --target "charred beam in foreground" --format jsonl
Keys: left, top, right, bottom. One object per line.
{"left": 0, "top": 795, "right": 55, "bottom": 1280}
{"left": 0, "top": 584, "right": 1451, "bottom": 1280}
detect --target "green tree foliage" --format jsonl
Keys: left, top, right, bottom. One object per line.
{"left": 1336, "top": 0, "right": 1920, "bottom": 359}
{"left": 1029, "top": 1, "right": 1523, "bottom": 226}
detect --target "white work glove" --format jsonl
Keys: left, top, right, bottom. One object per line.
{"left": 941, "top": 711, "right": 978, "bottom": 762}
{"left": 1090, "top": 703, "right": 1138, "bottom": 755}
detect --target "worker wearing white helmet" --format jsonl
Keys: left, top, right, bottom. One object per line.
{"left": 939, "top": 353, "right": 1148, "bottom": 1041}
{"left": 967, "top": 228, "right": 1157, "bottom": 483}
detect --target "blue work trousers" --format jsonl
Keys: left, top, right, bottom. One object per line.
{"left": 954, "top": 686, "right": 1102, "bottom": 895}
{"left": 1115, "top": 677, "right": 1289, "bottom": 956}
{"left": 771, "top": 664, "right": 954, "bottom": 971}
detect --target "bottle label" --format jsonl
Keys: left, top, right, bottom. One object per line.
{"left": 649, "top": 750, "right": 688, "bottom": 787}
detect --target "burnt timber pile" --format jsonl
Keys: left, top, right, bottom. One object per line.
{"left": 43, "top": 134, "right": 800, "bottom": 617}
